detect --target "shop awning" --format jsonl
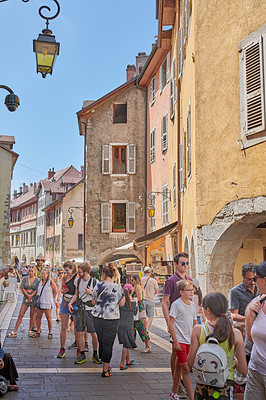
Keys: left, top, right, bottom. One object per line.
{"left": 134, "top": 221, "right": 178, "bottom": 247}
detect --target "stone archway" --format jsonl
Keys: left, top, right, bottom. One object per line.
{"left": 98, "top": 248, "right": 144, "bottom": 266}
{"left": 196, "top": 196, "right": 266, "bottom": 295}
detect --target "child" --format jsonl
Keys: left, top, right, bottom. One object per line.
{"left": 118, "top": 284, "right": 138, "bottom": 370}
{"left": 233, "top": 322, "right": 246, "bottom": 400}
{"left": 192, "top": 278, "right": 205, "bottom": 324}
{"left": 168, "top": 280, "right": 197, "bottom": 400}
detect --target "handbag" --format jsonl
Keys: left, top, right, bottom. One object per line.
{"left": 34, "top": 279, "right": 48, "bottom": 309}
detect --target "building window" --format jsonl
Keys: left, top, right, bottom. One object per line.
{"left": 78, "top": 234, "right": 83, "bottom": 250}
{"left": 113, "top": 146, "right": 126, "bottom": 174}
{"left": 150, "top": 76, "right": 156, "bottom": 106}
{"left": 150, "top": 192, "right": 156, "bottom": 231}
{"left": 161, "top": 113, "right": 168, "bottom": 152}
{"left": 101, "top": 202, "right": 135, "bottom": 233}
{"left": 162, "top": 184, "right": 169, "bottom": 226}
{"left": 102, "top": 144, "right": 136, "bottom": 175}
{"left": 159, "top": 53, "right": 170, "bottom": 92}
{"left": 173, "top": 163, "right": 177, "bottom": 209}
{"left": 239, "top": 26, "right": 266, "bottom": 148}
{"left": 113, "top": 103, "right": 127, "bottom": 123}
{"left": 150, "top": 128, "right": 156, "bottom": 163}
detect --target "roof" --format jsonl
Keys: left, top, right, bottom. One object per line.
{"left": 38, "top": 165, "right": 81, "bottom": 195}
{"left": 134, "top": 221, "right": 178, "bottom": 247}
{"left": 0, "top": 135, "right": 15, "bottom": 145}
{"left": 42, "top": 178, "right": 84, "bottom": 212}
{"left": 0, "top": 144, "right": 19, "bottom": 171}
{"left": 10, "top": 185, "right": 37, "bottom": 209}
{"left": 77, "top": 76, "right": 137, "bottom": 120}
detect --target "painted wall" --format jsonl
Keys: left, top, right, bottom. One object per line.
{"left": 0, "top": 148, "right": 12, "bottom": 267}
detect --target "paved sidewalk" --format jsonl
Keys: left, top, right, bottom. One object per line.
{"left": 3, "top": 296, "right": 177, "bottom": 400}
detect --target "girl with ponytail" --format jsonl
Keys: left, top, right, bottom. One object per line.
{"left": 187, "top": 292, "right": 247, "bottom": 399}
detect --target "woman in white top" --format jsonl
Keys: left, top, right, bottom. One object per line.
{"left": 34, "top": 268, "right": 57, "bottom": 339}
{"left": 245, "top": 262, "right": 266, "bottom": 400}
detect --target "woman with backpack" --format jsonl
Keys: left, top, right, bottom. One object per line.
{"left": 187, "top": 292, "right": 247, "bottom": 400}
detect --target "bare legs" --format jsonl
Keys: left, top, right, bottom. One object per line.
{"left": 55, "top": 303, "right": 61, "bottom": 321}
{"left": 36, "top": 308, "right": 53, "bottom": 334}
{"left": 12, "top": 304, "right": 29, "bottom": 333}
{"left": 120, "top": 347, "right": 131, "bottom": 369}
{"left": 60, "top": 314, "right": 69, "bottom": 349}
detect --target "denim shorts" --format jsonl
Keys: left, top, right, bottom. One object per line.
{"left": 60, "top": 300, "right": 70, "bottom": 314}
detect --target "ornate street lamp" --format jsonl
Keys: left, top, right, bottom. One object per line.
{"left": 67, "top": 207, "right": 84, "bottom": 228}
{"left": 33, "top": 0, "right": 60, "bottom": 78}
{"left": 0, "top": 85, "right": 20, "bottom": 112}
{"left": 147, "top": 191, "right": 171, "bottom": 218}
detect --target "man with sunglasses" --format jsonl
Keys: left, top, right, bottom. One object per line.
{"left": 162, "top": 252, "right": 192, "bottom": 400}
{"left": 229, "top": 263, "right": 258, "bottom": 322}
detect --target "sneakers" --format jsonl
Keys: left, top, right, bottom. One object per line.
{"left": 57, "top": 348, "right": 65, "bottom": 358}
{"left": 76, "top": 349, "right": 81, "bottom": 359}
{"left": 68, "top": 341, "right": 77, "bottom": 349}
{"left": 84, "top": 342, "right": 89, "bottom": 352}
{"left": 92, "top": 353, "right": 102, "bottom": 364}
{"left": 75, "top": 353, "right": 86, "bottom": 364}
{"left": 169, "top": 394, "right": 180, "bottom": 400}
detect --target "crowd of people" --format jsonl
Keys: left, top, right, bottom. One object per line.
{"left": 0, "top": 252, "right": 265, "bottom": 399}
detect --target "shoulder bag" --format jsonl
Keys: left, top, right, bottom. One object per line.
{"left": 34, "top": 280, "right": 48, "bottom": 309}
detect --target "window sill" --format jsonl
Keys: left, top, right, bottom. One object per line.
{"left": 109, "top": 232, "right": 129, "bottom": 237}
{"left": 110, "top": 174, "right": 128, "bottom": 177}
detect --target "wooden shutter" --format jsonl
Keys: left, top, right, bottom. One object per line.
{"left": 159, "top": 66, "right": 162, "bottom": 93}
{"left": 101, "top": 203, "right": 111, "bottom": 233}
{"left": 183, "top": 0, "right": 187, "bottom": 42}
{"left": 150, "top": 128, "right": 156, "bottom": 163}
{"left": 170, "top": 78, "right": 175, "bottom": 119}
{"left": 243, "top": 37, "right": 265, "bottom": 136}
{"left": 186, "top": 104, "right": 191, "bottom": 178}
{"left": 179, "top": 142, "right": 184, "bottom": 191}
{"left": 166, "top": 52, "right": 170, "bottom": 82}
{"left": 178, "top": 24, "right": 183, "bottom": 79}
{"left": 173, "top": 59, "right": 177, "bottom": 103}
{"left": 102, "top": 145, "right": 111, "bottom": 174}
{"left": 127, "top": 202, "right": 135, "bottom": 232}
{"left": 127, "top": 144, "right": 136, "bottom": 174}
{"left": 173, "top": 162, "right": 177, "bottom": 208}
{"left": 150, "top": 77, "right": 156, "bottom": 105}
{"left": 161, "top": 114, "right": 168, "bottom": 152}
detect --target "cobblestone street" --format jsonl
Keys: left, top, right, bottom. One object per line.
{"left": 2, "top": 296, "right": 176, "bottom": 400}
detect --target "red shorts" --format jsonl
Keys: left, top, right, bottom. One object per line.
{"left": 174, "top": 343, "right": 190, "bottom": 365}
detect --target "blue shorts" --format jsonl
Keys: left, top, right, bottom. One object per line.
{"left": 60, "top": 300, "right": 71, "bottom": 314}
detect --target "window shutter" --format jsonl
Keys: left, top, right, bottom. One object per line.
{"left": 187, "top": 104, "right": 191, "bottom": 178}
{"left": 101, "top": 202, "right": 111, "bottom": 233}
{"left": 173, "top": 59, "right": 177, "bottom": 103}
{"left": 178, "top": 24, "right": 183, "bottom": 79}
{"left": 127, "top": 202, "right": 135, "bottom": 232}
{"left": 166, "top": 52, "right": 170, "bottom": 82}
{"left": 159, "top": 66, "right": 162, "bottom": 93}
{"left": 242, "top": 37, "right": 265, "bottom": 136}
{"left": 150, "top": 77, "right": 156, "bottom": 105}
{"left": 183, "top": 0, "right": 187, "bottom": 43}
{"left": 179, "top": 142, "right": 184, "bottom": 191}
{"left": 170, "top": 78, "right": 175, "bottom": 119}
{"left": 102, "top": 145, "right": 111, "bottom": 174}
{"left": 173, "top": 162, "right": 177, "bottom": 208}
{"left": 127, "top": 144, "right": 136, "bottom": 174}
{"left": 161, "top": 114, "right": 168, "bottom": 152}
{"left": 150, "top": 128, "right": 156, "bottom": 163}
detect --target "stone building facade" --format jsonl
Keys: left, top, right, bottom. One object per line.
{"left": 77, "top": 67, "right": 148, "bottom": 265}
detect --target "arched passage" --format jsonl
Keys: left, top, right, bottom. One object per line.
{"left": 99, "top": 248, "right": 144, "bottom": 266}
{"left": 196, "top": 196, "right": 266, "bottom": 295}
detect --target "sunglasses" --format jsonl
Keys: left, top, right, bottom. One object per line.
{"left": 253, "top": 275, "right": 264, "bottom": 282}
{"left": 181, "top": 261, "right": 189, "bottom": 266}
{"left": 59, "top": 272, "right": 64, "bottom": 274}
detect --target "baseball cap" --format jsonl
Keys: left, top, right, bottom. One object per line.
{"left": 144, "top": 266, "right": 151, "bottom": 273}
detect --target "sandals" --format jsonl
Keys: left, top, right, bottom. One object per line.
{"left": 30, "top": 332, "right": 40, "bottom": 338}
{"left": 28, "top": 331, "right": 36, "bottom": 337}
{"left": 48, "top": 334, "right": 53, "bottom": 339}
{"left": 7, "top": 332, "right": 17, "bottom": 338}
{"left": 102, "top": 370, "right": 112, "bottom": 377}
{"left": 141, "top": 347, "right": 151, "bottom": 353}
{"left": 126, "top": 359, "right": 134, "bottom": 366}
{"left": 9, "top": 385, "right": 19, "bottom": 391}
{"left": 120, "top": 365, "right": 128, "bottom": 370}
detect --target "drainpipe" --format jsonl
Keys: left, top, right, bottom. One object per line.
{"left": 177, "top": 4, "right": 182, "bottom": 252}
{"left": 81, "top": 120, "right": 87, "bottom": 262}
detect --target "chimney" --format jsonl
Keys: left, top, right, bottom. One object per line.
{"left": 19, "top": 186, "right": 22, "bottom": 195}
{"left": 126, "top": 64, "right": 136, "bottom": 81}
{"left": 136, "top": 52, "right": 148, "bottom": 75}
{"left": 48, "top": 168, "right": 55, "bottom": 179}
{"left": 30, "top": 183, "right": 33, "bottom": 187}
{"left": 33, "top": 182, "right": 37, "bottom": 193}
{"left": 23, "top": 183, "right": 28, "bottom": 194}
{"left": 80, "top": 165, "right": 84, "bottom": 178}
{"left": 13, "top": 190, "right": 17, "bottom": 198}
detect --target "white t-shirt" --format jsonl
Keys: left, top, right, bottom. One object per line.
{"left": 169, "top": 297, "right": 197, "bottom": 344}
{"left": 75, "top": 276, "right": 99, "bottom": 311}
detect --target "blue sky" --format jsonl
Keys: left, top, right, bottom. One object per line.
{"left": 0, "top": 0, "right": 157, "bottom": 190}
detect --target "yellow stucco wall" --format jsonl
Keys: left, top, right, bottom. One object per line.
{"left": 194, "top": 0, "right": 266, "bottom": 227}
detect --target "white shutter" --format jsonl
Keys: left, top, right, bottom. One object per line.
{"left": 161, "top": 114, "right": 168, "bottom": 152}
{"left": 187, "top": 104, "right": 191, "bottom": 178}
{"left": 173, "top": 162, "right": 177, "bottom": 208}
{"left": 166, "top": 52, "right": 170, "bottom": 82}
{"left": 159, "top": 65, "right": 162, "bottom": 93}
{"left": 101, "top": 202, "right": 111, "bottom": 233}
{"left": 170, "top": 78, "right": 175, "bottom": 119}
{"left": 127, "top": 144, "right": 136, "bottom": 174}
{"left": 150, "top": 77, "right": 156, "bottom": 105}
{"left": 102, "top": 145, "right": 111, "bottom": 174}
{"left": 127, "top": 202, "right": 135, "bottom": 232}
{"left": 183, "top": 0, "right": 187, "bottom": 43}
{"left": 179, "top": 142, "right": 184, "bottom": 191}
{"left": 242, "top": 37, "right": 265, "bottom": 136}
{"left": 173, "top": 59, "right": 177, "bottom": 103}
{"left": 178, "top": 24, "right": 183, "bottom": 79}
{"left": 150, "top": 128, "right": 156, "bottom": 163}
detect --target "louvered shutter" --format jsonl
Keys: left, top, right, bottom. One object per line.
{"left": 102, "top": 145, "right": 111, "bottom": 174}
{"left": 150, "top": 128, "right": 156, "bottom": 163}
{"left": 127, "top": 202, "right": 135, "bottom": 232}
{"left": 170, "top": 78, "right": 175, "bottom": 119}
{"left": 173, "top": 59, "right": 177, "bottom": 103}
{"left": 127, "top": 144, "right": 136, "bottom": 174}
{"left": 183, "top": 0, "right": 187, "bottom": 42}
{"left": 187, "top": 104, "right": 191, "bottom": 178}
{"left": 159, "top": 66, "right": 162, "bottom": 93}
{"left": 101, "top": 203, "right": 111, "bottom": 233}
{"left": 242, "top": 37, "right": 265, "bottom": 136}
{"left": 178, "top": 24, "right": 183, "bottom": 79}
{"left": 173, "top": 162, "right": 177, "bottom": 208}
{"left": 166, "top": 53, "right": 170, "bottom": 82}
{"left": 161, "top": 114, "right": 168, "bottom": 152}
{"left": 179, "top": 142, "right": 184, "bottom": 191}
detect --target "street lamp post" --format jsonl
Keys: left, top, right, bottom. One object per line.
{"left": 68, "top": 207, "right": 84, "bottom": 228}
{"left": 0, "top": 85, "right": 20, "bottom": 112}
{"left": 147, "top": 191, "right": 171, "bottom": 218}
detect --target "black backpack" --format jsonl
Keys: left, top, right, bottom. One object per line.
{"left": 77, "top": 277, "right": 97, "bottom": 308}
